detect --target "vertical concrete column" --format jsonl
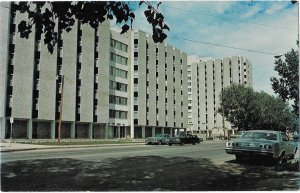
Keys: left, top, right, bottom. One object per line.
{"left": 0, "top": 117, "right": 6, "bottom": 139}
{"left": 184, "top": 128, "right": 187, "bottom": 134}
{"left": 27, "top": 119, "right": 33, "bottom": 139}
{"left": 142, "top": 126, "right": 145, "bottom": 139}
{"left": 170, "top": 128, "right": 173, "bottom": 137}
{"left": 125, "top": 126, "right": 127, "bottom": 139}
{"left": 152, "top": 127, "right": 155, "bottom": 137}
{"left": 130, "top": 125, "right": 134, "bottom": 139}
{"left": 105, "top": 124, "right": 108, "bottom": 139}
{"left": 162, "top": 127, "right": 165, "bottom": 134}
{"left": 51, "top": 121, "right": 55, "bottom": 139}
{"left": 88, "top": 123, "right": 93, "bottom": 139}
{"left": 117, "top": 126, "right": 120, "bottom": 139}
{"left": 71, "top": 122, "right": 75, "bottom": 139}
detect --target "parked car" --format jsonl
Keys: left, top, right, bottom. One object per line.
{"left": 236, "top": 131, "right": 246, "bottom": 138}
{"left": 145, "top": 134, "right": 171, "bottom": 145}
{"left": 168, "top": 134, "right": 202, "bottom": 146}
{"left": 225, "top": 130, "right": 298, "bottom": 163}
{"left": 293, "top": 133, "right": 299, "bottom": 140}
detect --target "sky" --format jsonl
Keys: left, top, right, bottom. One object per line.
{"left": 121, "top": 0, "right": 299, "bottom": 96}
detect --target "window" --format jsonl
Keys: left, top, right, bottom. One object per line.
{"left": 111, "top": 53, "right": 128, "bottom": 65}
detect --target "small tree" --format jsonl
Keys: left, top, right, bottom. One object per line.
{"left": 271, "top": 49, "right": 299, "bottom": 116}
{"left": 252, "top": 92, "right": 293, "bottom": 131}
{"left": 219, "top": 84, "right": 294, "bottom": 131}
{"left": 219, "top": 84, "right": 256, "bottom": 131}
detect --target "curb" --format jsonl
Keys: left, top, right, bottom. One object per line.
{"left": 1, "top": 142, "right": 146, "bottom": 153}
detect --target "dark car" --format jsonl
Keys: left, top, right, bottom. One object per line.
{"left": 168, "top": 134, "right": 202, "bottom": 146}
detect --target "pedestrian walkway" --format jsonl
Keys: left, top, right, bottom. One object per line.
{"left": 0, "top": 139, "right": 227, "bottom": 153}
{"left": 0, "top": 140, "right": 145, "bottom": 152}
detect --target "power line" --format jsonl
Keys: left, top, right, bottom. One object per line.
{"left": 138, "top": 26, "right": 282, "bottom": 56}
{"left": 162, "top": 5, "right": 297, "bottom": 31}
{"left": 167, "top": 35, "right": 281, "bottom": 56}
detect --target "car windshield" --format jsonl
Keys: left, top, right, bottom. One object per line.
{"left": 241, "top": 132, "right": 277, "bottom": 140}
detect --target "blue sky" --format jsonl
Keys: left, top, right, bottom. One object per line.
{"left": 122, "top": 0, "right": 298, "bottom": 96}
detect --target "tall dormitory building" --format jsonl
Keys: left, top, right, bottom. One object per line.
{"left": 187, "top": 55, "right": 253, "bottom": 138}
{"left": 0, "top": 2, "right": 188, "bottom": 140}
{"left": 131, "top": 30, "right": 188, "bottom": 138}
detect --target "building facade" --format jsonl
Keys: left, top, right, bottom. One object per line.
{"left": 0, "top": 3, "right": 188, "bottom": 140}
{"left": 131, "top": 30, "right": 188, "bottom": 138}
{"left": 187, "top": 55, "right": 253, "bottom": 138}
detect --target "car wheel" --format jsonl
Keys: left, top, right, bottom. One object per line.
{"left": 180, "top": 141, "right": 184, "bottom": 146}
{"left": 192, "top": 142, "right": 196, "bottom": 145}
{"left": 289, "top": 148, "right": 297, "bottom": 159}
{"left": 158, "top": 141, "right": 162, "bottom": 145}
{"left": 168, "top": 143, "right": 172, "bottom": 146}
{"left": 275, "top": 152, "right": 285, "bottom": 164}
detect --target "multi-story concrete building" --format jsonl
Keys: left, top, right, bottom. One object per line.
{"left": 131, "top": 30, "right": 188, "bottom": 138}
{"left": 0, "top": 3, "right": 188, "bottom": 140}
{"left": 187, "top": 55, "right": 253, "bottom": 138}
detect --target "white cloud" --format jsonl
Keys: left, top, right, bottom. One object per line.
{"left": 131, "top": 1, "right": 298, "bottom": 96}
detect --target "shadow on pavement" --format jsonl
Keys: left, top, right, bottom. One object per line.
{"left": 1, "top": 156, "right": 299, "bottom": 191}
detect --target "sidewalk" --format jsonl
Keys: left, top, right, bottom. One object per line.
{"left": 0, "top": 140, "right": 146, "bottom": 153}
{"left": 0, "top": 139, "right": 226, "bottom": 152}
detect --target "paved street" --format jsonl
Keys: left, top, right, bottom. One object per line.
{"left": 1, "top": 141, "right": 299, "bottom": 191}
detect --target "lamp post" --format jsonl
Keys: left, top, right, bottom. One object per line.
{"left": 57, "top": 75, "right": 64, "bottom": 144}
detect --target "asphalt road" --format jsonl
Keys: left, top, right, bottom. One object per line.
{"left": 1, "top": 141, "right": 299, "bottom": 191}
{"left": 1, "top": 141, "right": 229, "bottom": 163}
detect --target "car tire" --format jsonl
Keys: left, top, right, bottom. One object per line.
{"left": 158, "top": 141, "right": 162, "bottom": 145}
{"left": 180, "top": 141, "right": 184, "bottom": 146}
{"left": 289, "top": 148, "right": 297, "bottom": 159}
{"left": 275, "top": 152, "right": 285, "bottom": 164}
{"left": 169, "top": 143, "right": 172, "bottom": 146}
{"left": 192, "top": 142, "right": 196, "bottom": 145}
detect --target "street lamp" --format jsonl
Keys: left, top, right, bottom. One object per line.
{"left": 57, "top": 75, "right": 64, "bottom": 144}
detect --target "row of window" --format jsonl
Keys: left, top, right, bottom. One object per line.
{"left": 110, "top": 52, "right": 128, "bottom": 65}
{"left": 109, "top": 80, "right": 128, "bottom": 92}
{"left": 110, "top": 66, "right": 128, "bottom": 79}
{"left": 109, "top": 95, "right": 128, "bottom": 106}
{"left": 109, "top": 109, "right": 128, "bottom": 119}
{"left": 111, "top": 39, "right": 128, "bottom": 52}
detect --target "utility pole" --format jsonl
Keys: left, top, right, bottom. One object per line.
{"left": 58, "top": 75, "right": 64, "bottom": 144}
